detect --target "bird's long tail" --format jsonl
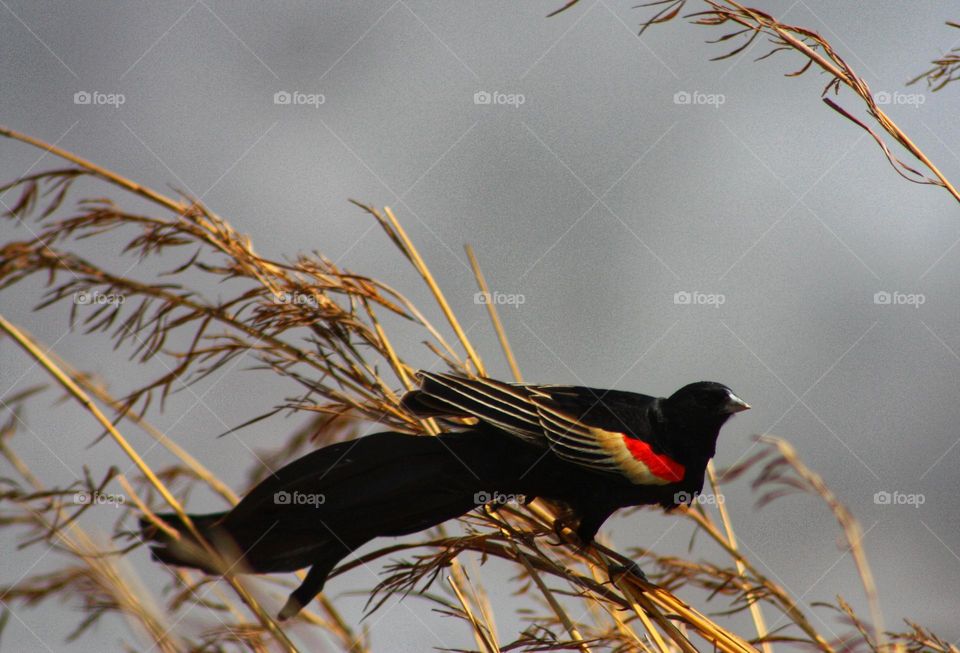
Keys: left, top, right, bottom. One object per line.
{"left": 139, "top": 430, "right": 534, "bottom": 619}
{"left": 139, "top": 511, "right": 231, "bottom": 573}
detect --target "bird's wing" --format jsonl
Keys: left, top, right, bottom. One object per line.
{"left": 406, "top": 372, "right": 685, "bottom": 485}
{"left": 406, "top": 371, "right": 544, "bottom": 441}
{"left": 530, "top": 391, "right": 684, "bottom": 484}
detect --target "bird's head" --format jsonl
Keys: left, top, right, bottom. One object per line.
{"left": 666, "top": 381, "right": 750, "bottom": 416}
{"left": 659, "top": 381, "right": 750, "bottom": 446}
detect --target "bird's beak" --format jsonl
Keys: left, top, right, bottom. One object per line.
{"left": 725, "top": 392, "right": 751, "bottom": 413}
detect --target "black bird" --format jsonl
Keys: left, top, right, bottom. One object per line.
{"left": 141, "top": 372, "right": 748, "bottom": 619}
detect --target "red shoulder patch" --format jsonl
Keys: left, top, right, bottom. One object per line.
{"left": 621, "top": 437, "right": 685, "bottom": 482}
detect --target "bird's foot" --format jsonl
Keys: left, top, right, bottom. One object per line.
{"left": 547, "top": 518, "right": 586, "bottom": 550}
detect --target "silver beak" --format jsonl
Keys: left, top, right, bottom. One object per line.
{"left": 725, "top": 392, "right": 751, "bottom": 413}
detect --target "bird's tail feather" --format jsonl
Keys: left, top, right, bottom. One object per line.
{"left": 140, "top": 509, "right": 349, "bottom": 575}
{"left": 139, "top": 511, "right": 231, "bottom": 573}
{"left": 139, "top": 430, "right": 534, "bottom": 619}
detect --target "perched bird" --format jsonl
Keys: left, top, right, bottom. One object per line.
{"left": 141, "top": 371, "right": 748, "bottom": 619}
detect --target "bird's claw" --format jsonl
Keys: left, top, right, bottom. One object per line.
{"left": 546, "top": 519, "right": 585, "bottom": 549}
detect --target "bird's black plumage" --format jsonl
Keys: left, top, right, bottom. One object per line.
{"left": 141, "top": 372, "right": 748, "bottom": 619}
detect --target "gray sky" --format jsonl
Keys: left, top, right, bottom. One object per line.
{"left": 1, "top": 1, "right": 959, "bottom": 651}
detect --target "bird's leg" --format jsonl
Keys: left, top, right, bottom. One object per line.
{"left": 573, "top": 508, "right": 614, "bottom": 545}
{"left": 572, "top": 508, "right": 647, "bottom": 580}
{"left": 548, "top": 506, "right": 614, "bottom": 551}
{"left": 277, "top": 559, "right": 334, "bottom": 621}
{"left": 549, "top": 517, "right": 647, "bottom": 581}
{"left": 538, "top": 500, "right": 582, "bottom": 547}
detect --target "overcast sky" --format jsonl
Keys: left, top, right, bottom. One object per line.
{"left": 1, "top": 1, "right": 959, "bottom": 651}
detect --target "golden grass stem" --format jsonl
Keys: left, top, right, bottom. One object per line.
{"left": 682, "top": 505, "right": 833, "bottom": 652}
{"left": 0, "top": 441, "right": 182, "bottom": 652}
{"left": 523, "top": 500, "right": 757, "bottom": 653}
{"left": 707, "top": 462, "right": 772, "bottom": 653}
{"left": 587, "top": 563, "right": 655, "bottom": 652}
{"left": 0, "top": 313, "right": 189, "bottom": 531}
{"left": 382, "top": 206, "right": 486, "bottom": 375}
{"left": 616, "top": 584, "right": 673, "bottom": 653}
{"left": 761, "top": 437, "right": 887, "bottom": 652}
{"left": 722, "top": 0, "right": 960, "bottom": 204}
{"left": 465, "top": 245, "right": 523, "bottom": 382}
{"left": 363, "top": 300, "right": 441, "bottom": 436}
{"left": 54, "top": 353, "right": 240, "bottom": 506}
{"left": 639, "top": 582, "right": 758, "bottom": 653}
{"left": 462, "top": 562, "right": 501, "bottom": 653}
{"left": 0, "top": 125, "right": 187, "bottom": 215}
{"left": 448, "top": 574, "right": 500, "bottom": 653}
{"left": 618, "top": 581, "right": 699, "bottom": 653}
{"left": 518, "top": 553, "right": 593, "bottom": 653}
